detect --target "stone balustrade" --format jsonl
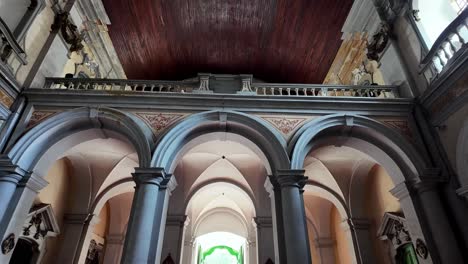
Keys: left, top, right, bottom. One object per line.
{"left": 41, "top": 77, "right": 400, "bottom": 99}
{"left": 251, "top": 83, "right": 398, "bottom": 98}
{"left": 0, "top": 17, "right": 27, "bottom": 76}
{"left": 420, "top": 8, "right": 468, "bottom": 84}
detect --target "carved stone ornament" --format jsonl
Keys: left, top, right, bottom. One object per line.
{"left": 0, "top": 89, "right": 13, "bottom": 108}
{"left": 136, "top": 112, "right": 185, "bottom": 134}
{"left": 28, "top": 110, "right": 59, "bottom": 128}
{"left": 1, "top": 233, "right": 15, "bottom": 255}
{"left": 416, "top": 239, "right": 428, "bottom": 259}
{"left": 52, "top": 12, "right": 84, "bottom": 53}
{"left": 367, "top": 24, "right": 390, "bottom": 61}
{"left": 263, "top": 116, "right": 307, "bottom": 135}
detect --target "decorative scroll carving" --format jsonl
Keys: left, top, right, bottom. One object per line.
{"left": 52, "top": 12, "right": 84, "bottom": 53}
{"left": 263, "top": 116, "right": 307, "bottom": 135}
{"left": 367, "top": 24, "right": 390, "bottom": 61}
{"left": 136, "top": 113, "right": 185, "bottom": 134}
{"left": 0, "top": 89, "right": 13, "bottom": 108}
{"left": 416, "top": 239, "right": 428, "bottom": 259}
{"left": 28, "top": 110, "right": 59, "bottom": 128}
{"left": 1, "top": 233, "right": 15, "bottom": 254}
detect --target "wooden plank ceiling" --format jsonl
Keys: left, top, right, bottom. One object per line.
{"left": 102, "top": 0, "right": 353, "bottom": 83}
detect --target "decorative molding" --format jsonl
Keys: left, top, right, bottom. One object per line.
{"left": 429, "top": 83, "right": 468, "bottom": 117}
{"left": 377, "top": 212, "right": 412, "bottom": 249}
{"left": 262, "top": 116, "right": 308, "bottom": 136}
{"left": 1, "top": 233, "right": 15, "bottom": 255}
{"left": 136, "top": 112, "right": 185, "bottom": 134}
{"left": 27, "top": 110, "right": 60, "bottom": 128}
{"left": 0, "top": 89, "right": 13, "bottom": 109}
{"left": 381, "top": 119, "right": 413, "bottom": 140}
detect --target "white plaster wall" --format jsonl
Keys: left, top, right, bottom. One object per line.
{"left": 0, "top": 0, "right": 29, "bottom": 31}
{"left": 15, "top": 1, "right": 55, "bottom": 85}
{"left": 380, "top": 45, "right": 407, "bottom": 85}
{"left": 30, "top": 37, "right": 69, "bottom": 87}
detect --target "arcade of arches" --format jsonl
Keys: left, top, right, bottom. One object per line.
{"left": 0, "top": 109, "right": 456, "bottom": 264}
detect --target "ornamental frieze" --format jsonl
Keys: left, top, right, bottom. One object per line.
{"left": 135, "top": 112, "right": 186, "bottom": 134}
{"left": 381, "top": 119, "right": 413, "bottom": 141}
{"left": 27, "top": 110, "right": 60, "bottom": 128}
{"left": 0, "top": 89, "right": 13, "bottom": 109}
{"left": 260, "top": 115, "right": 314, "bottom": 138}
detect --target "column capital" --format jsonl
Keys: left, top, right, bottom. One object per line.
{"left": 132, "top": 167, "right": 166, "bottom": 186}
{"left": 253, "top": 216, "right": 273, "bottom": 228}
{"left": 160, "top": 173, "right": 177, "bottom": 193}
{"left": 275, "top": 169, "right": 307, "bottom": 189}
{"left": 166, "top": 215, "right": 187, "bottom": 227}
{"left": 0, "top": 157, "right": 29, "bottom": 185}
{"left": 19, "top": 173, "right": 49, "bottom": 193}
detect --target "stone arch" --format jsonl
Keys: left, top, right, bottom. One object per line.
{"left": 7, "top": 107, "right": 154, "bottom": 173}
{"left": 303, "top": 182, "right": 359, "bottom": 264}
{"left": 0, "top": 107, "right": 152, "bottom": 263}
{"left": 151, "top": 111, "right": 290, "bottom": 174}
{"left": 184, "top": 179, "right": 257, "bottom": 214}
{"left": 289, "top": 114, "right": 429, "bottom": 184}
{"left": 290, "top": 114, "right": 437, "bottom": 263}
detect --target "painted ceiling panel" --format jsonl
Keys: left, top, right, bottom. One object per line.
{"left": 102, "top": 0, "right": 353, "bottom": 83}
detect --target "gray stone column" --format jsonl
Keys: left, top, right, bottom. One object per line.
{"left": 120, "top": 168, "right": 167, "bottom": 264}
{"left": 254, "top": 217, "right": 275, "bottom": 264}
{"left": 161, "top": 215, "right": 187, "bottom": 263}
{"left": 409, "top": 180, "right": 463, "bottom": 263}
{"left": 0, "top": 159, "right": 27, "bottom": 225}
{"left": 392, "top": 179, "right": 462, "bottom": 264}
{"left": 264, "top": 178, "right": 282, "bottom": 263}
{"left": 0, "top": 171, "right": 48, "bottom": 264}
{"left": 276, "top": 169, "right": 311, "bottom": 264}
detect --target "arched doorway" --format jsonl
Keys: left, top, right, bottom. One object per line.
{"left": 0, "top": 108, "right": 152, "bottom": 264}
{"left": 160, "top": 133, "right": 276, "bottom": 264}
{"left": 289, "top": 114, "right": 458, "bottom": 263}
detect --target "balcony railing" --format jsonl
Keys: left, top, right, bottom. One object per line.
{"left": 420, "top": 8, "right": 468, "bottom": 84}
{"left": 0, "top": 17, "right": 27, "bottom": 76}
{"left": 40, "top": 77, "right": 400, "bottom": 99}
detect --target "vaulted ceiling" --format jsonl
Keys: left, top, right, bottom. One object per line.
{"left": 102, "top": 0, "right": 353, "bottom": 83}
